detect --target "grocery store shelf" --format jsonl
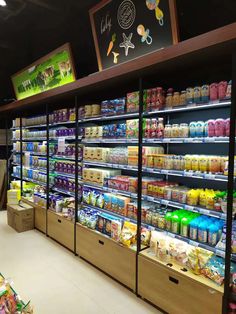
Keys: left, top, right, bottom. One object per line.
{"left": 143, "top": 137, "right": 230, "bottom": 144}
{"left": 83, "top": 182, "right": 138, "bottom": 199}
{"left": 78, "top": 112, "right": 139, "bottom": 123}
{"left": 12, "top": 174, "right": 47, "bottom": 186}
{"left": 51, "top": 155, "right": 76, "bottom": 161}
{"left": 140, "top": 249, "right": 224, "bottom": 293}
{"left": 49, "top": 136, "right": 78, "bottom": 141}
{"left": 82, "top": 138, "right": 138, "bottom": 144}
{"left": 22, "top": 124, "right": 47, "bottom": 129}
{"left": 142, "top": 167, "right": 228, "bottom": 182}
{"left": 22, "top": 138, "right": 47, "bottom": 141}
{"left": 142, "top": 195, "right": 226, "bottom": 219}
{"left": 22, "top": 151, "right": 49, "bottom": 156}
{"left": 143, "top": 100, "right": 231, "bottom": 117}
{"left": 83, "top": 161, "right": 138, "bottom": 171}
{"left": 52, "top": 171, "right": 81, "bottom": 180}
{"left": 23, "top": 167, "right": 47, "bottom": 173}
{"left": 51, "top": 187, "right": 75, "bottom": 197}
{"left": 82, "top": 203, "right": 137, "bottom": 224}
{"left": 141, "top": 222, "right": 226, "bottom": 258}
{"left": 50, "top": 121, "right": 76, "bottom": 127}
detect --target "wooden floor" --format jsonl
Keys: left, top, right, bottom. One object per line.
{"left": 0, "top": 211, "right": 161, "bottom": 314}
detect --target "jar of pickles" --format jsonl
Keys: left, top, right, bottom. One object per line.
{"left": 179, "top": 123, "right": 189, "bottom": 138}
{"left": 171, "top": 124, "right": 180, "bottom": 137}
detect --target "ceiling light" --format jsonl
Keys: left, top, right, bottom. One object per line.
{"left": 0, "top": 0, "right": 6, "bottom": 6}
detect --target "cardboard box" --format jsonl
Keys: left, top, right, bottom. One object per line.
{"left": 7, "top": 203, "right": 34, "bottom": 233}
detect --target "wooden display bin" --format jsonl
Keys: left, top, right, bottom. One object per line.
{"left": 76, "top": 223, "right": 136, "bottom": 291}
{"left": 35, "top": 205, "right": 46, "bottom": 234}
{"left": 48, "top": 210, "right": 74, "bottom": 251}
{"left": 138, "top": 251, "right": 223, "bottom": 314}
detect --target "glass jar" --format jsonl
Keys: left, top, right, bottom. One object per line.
{"left": 171, "top": 124, "right": 180, "bottom": 138}
{"left": 180, "top": 123, "right": 189, "bottom": 138}
{"left": 180, "top": 91, "right": 187, "bottom": 106}
{"left": 164, "top": 124, "right": 172, "bottom": 138}
{"left": 172, "top": 92, "right": 180, "bottom": 107}
{"left": 166, "top": 93, "right": 173, "bottom": 108}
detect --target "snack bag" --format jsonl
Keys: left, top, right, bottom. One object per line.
{"left": 120, "top": 221, "right": 137, "bottom": 247}
{"left": 149, "top": 231, "right": 161, "bottom": 254}
{"left": 201, "top": 256, "right": 225, "bottom": 285}
{"left": 141, "top": 227, "right": 151, "bottom": 246}
{"left": 187, "top": 247, "right": 201, "bottom": 275}
{"left": 126, "top": 119, "right": 139, "bottom": 139}
{"left": 169, "top": 239, "right": 189, "bottom": 266}
{"left": 127, "top": 91, "right": 139, "bottom": 113}
{"left": 156, "top": 233, "right": 170, "bottom": 262}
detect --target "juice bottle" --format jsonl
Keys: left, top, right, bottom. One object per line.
{"left": 180, "top": 216, "right": 190, "bottom": 237}
{"left": 189, "top": 218, "right": 199, "bottom": 240}
{"left": 165, "top": 212, "right": 173, "bottom": 231}
{"left": 171, "top": 212, "right": 181, "bottom": 234}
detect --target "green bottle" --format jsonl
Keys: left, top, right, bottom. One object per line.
{"left": 165, "top": 212, "right": 172, "bottom": 231}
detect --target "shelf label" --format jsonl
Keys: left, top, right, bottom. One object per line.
{"left": 189, "top": 240, "right": 198, "bottom": 247}
{"left": 215, "top": 249, "right": 225, "bottom": 258}
{"left": 184, "top": 205, "right": 194, "bottom": 211}
{"left": 184, "top": 171, "right": 193, "bottom": 177}
{"left": 205, "top": 174, "right": 215, "bottom": 180}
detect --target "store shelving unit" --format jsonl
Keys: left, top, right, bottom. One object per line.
{"left": 3, "top": 23, "right": 236, "bottom": 314}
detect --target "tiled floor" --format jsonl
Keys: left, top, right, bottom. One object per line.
{"left": 0, "top": 211, "right": 161, "bottom": 314}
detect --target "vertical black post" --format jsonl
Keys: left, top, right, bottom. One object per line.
{"left": 222, "top": 54, "right": 236, "bottom": 313}
{"left": 46, "top": 104, "right": 50, "bottom": 236}
{"left": 136, "top": 77, "right": 144, "bottom": 295}
{"left": 74, "top": 96, "right": 79, "bottom": 255}
{"left": 20, "top": 117, "right": 23, "bottom": 196}
{"left": 5, "top": 117, "right": 9, "bottom": 190}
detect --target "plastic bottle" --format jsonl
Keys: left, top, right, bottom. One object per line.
{"left": 208, "top": 223, "right": 219, "bottom": 246}
{"left": 165, "top": 212, "right": 172, "bottom": 231}
{"left": 198, "top": 220, "right": 208, "bottom": 243}
{"left": 171, "top": 213, "right": 181, "bottom": 234}
{"left": 189, "top": 218, "right": 199, "bottom": 240}
{"left": 180, "top": 216, "right": 190, "bottom": 237}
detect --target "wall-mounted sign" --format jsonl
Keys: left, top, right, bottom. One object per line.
{"left": 11, "top": 43, "right": 76, "bottom": 100}
{"left": 90, "top": 0, "right": 179, "bottom": 71}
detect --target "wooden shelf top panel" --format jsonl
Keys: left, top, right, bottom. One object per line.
{"left": 1, "top": 22, "right": 236, "bottom": 113}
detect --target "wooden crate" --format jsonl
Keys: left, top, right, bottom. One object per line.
{"left": 48, "top": 210, "right": 74, "bottom": 251}
{"left": 138, "top": 252, "right": 223, "bottom": 314}
{"left": 76, "top": 223, "right": 136, "bottom": 290}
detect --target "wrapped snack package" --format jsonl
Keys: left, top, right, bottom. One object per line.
{"left": 187, "top": 247, "right": 201, "bottom": 275}
{"left": 141, "top": 227, "right": 151, "bottom": 246}
{"left": 169, "top": 239, "right": 189, "bottom": 266}
{"left": 201, "top": 256, "right": 225, "bottom": 286}
{"left": 120, "top": 221, "right": 137, "bottom": 247}
{"left": 156, "top": 233, "right": 170, "bottom": 263}
{"left": 149, "top": 230, "right": 161, "bottom": 254}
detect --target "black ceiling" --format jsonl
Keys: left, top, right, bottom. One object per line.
{"left": 0, "top": 0, "right": 235, "bottom": 103}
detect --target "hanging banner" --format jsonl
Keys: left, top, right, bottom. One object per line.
{"left": 90, "top": 0, "right": 179, "bottom": 71}
{"left": 11, "top": 43, "right": 76, "bottom": 100}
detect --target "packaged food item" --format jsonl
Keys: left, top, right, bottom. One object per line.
{"left": 156, "top": 87, "right": 165, "bottom": 110}
{"left": 194, "top": 86, "right": 201, "bottom": 103}
{"left": 126, "top": 119, "right": 139, "bottom": 138}
{"left": 127, "top": 91, "right": 139, "bottom": 113}
{"left": 186, "top": 87, "right": 194, "bottom": 104}
{"left": 111, "top": 220, "right": 122, "bottom": 241}
{"left": 210, "top": 83, "right": 218, "bottom": 101}
{"left": 180, "top": 91, "right": 187, "bottom": 106}
{"left": 165, "top": 93, "right": 173, "bottom": 108}
{"left": 120, "top": 221, "right": 137, "bottom": 247}
{"left": 195, "top": 121, "right": 205, "bottom": 137}
{"left": 201, "top": 85, "right": 210, "bottom": 103}
{"left": 201, "top": 256, "right": 225, "bottom": 285}
{"left": 179, "top": 123, "right": 189, "bottom": 138}
{"left": 156, "top": 233, "right": 170, "bottom": 262}
{"left": 218, "top": 81, "right": 228, "bottom": 100}
{"left": 189, "top": 121, "right": 196, "bottom": 137}
{"left": 141, "top": 227, "right": 151, "bottom": 246}
{"left": 169, "top": 238, "right": 189, "bottom": 266}
{"left": 208, "top": 156, "right": 221, "bottom": 173}
{"left": 172, "top": 92, "right": 180, "bottom": 107}
{"left": 215, "top": 118, "right": 226, "bottom": 137}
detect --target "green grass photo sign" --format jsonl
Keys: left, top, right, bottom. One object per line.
{"left": 11, "top": 43, "right": 76, "bottom": 100}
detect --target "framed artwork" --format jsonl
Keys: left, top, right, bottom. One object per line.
{"left": 11, "top": 43, "right": 76, "bottom": 100}
{"left": 90, "top": 0, "right": 179, "bottom": 71}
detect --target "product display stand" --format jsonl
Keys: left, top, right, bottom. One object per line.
{"left": 5, "top": 23, "right": 236, "bottom": 314}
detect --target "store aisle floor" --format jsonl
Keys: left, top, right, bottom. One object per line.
{"left": 0, "top": 211, "right": 161, "bottom": 314}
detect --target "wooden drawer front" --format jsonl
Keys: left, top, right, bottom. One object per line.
{"left": 76, "top": 224, "right": 136, "bottom": 290}
{"left": 35, "top": 207, "right": 46, "bottom": 233}
{"left": 48, "top": 211, "right": 74, "bottom": 251}
{"left": 138, "top": 256, "right": 222, "bottom": 314}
